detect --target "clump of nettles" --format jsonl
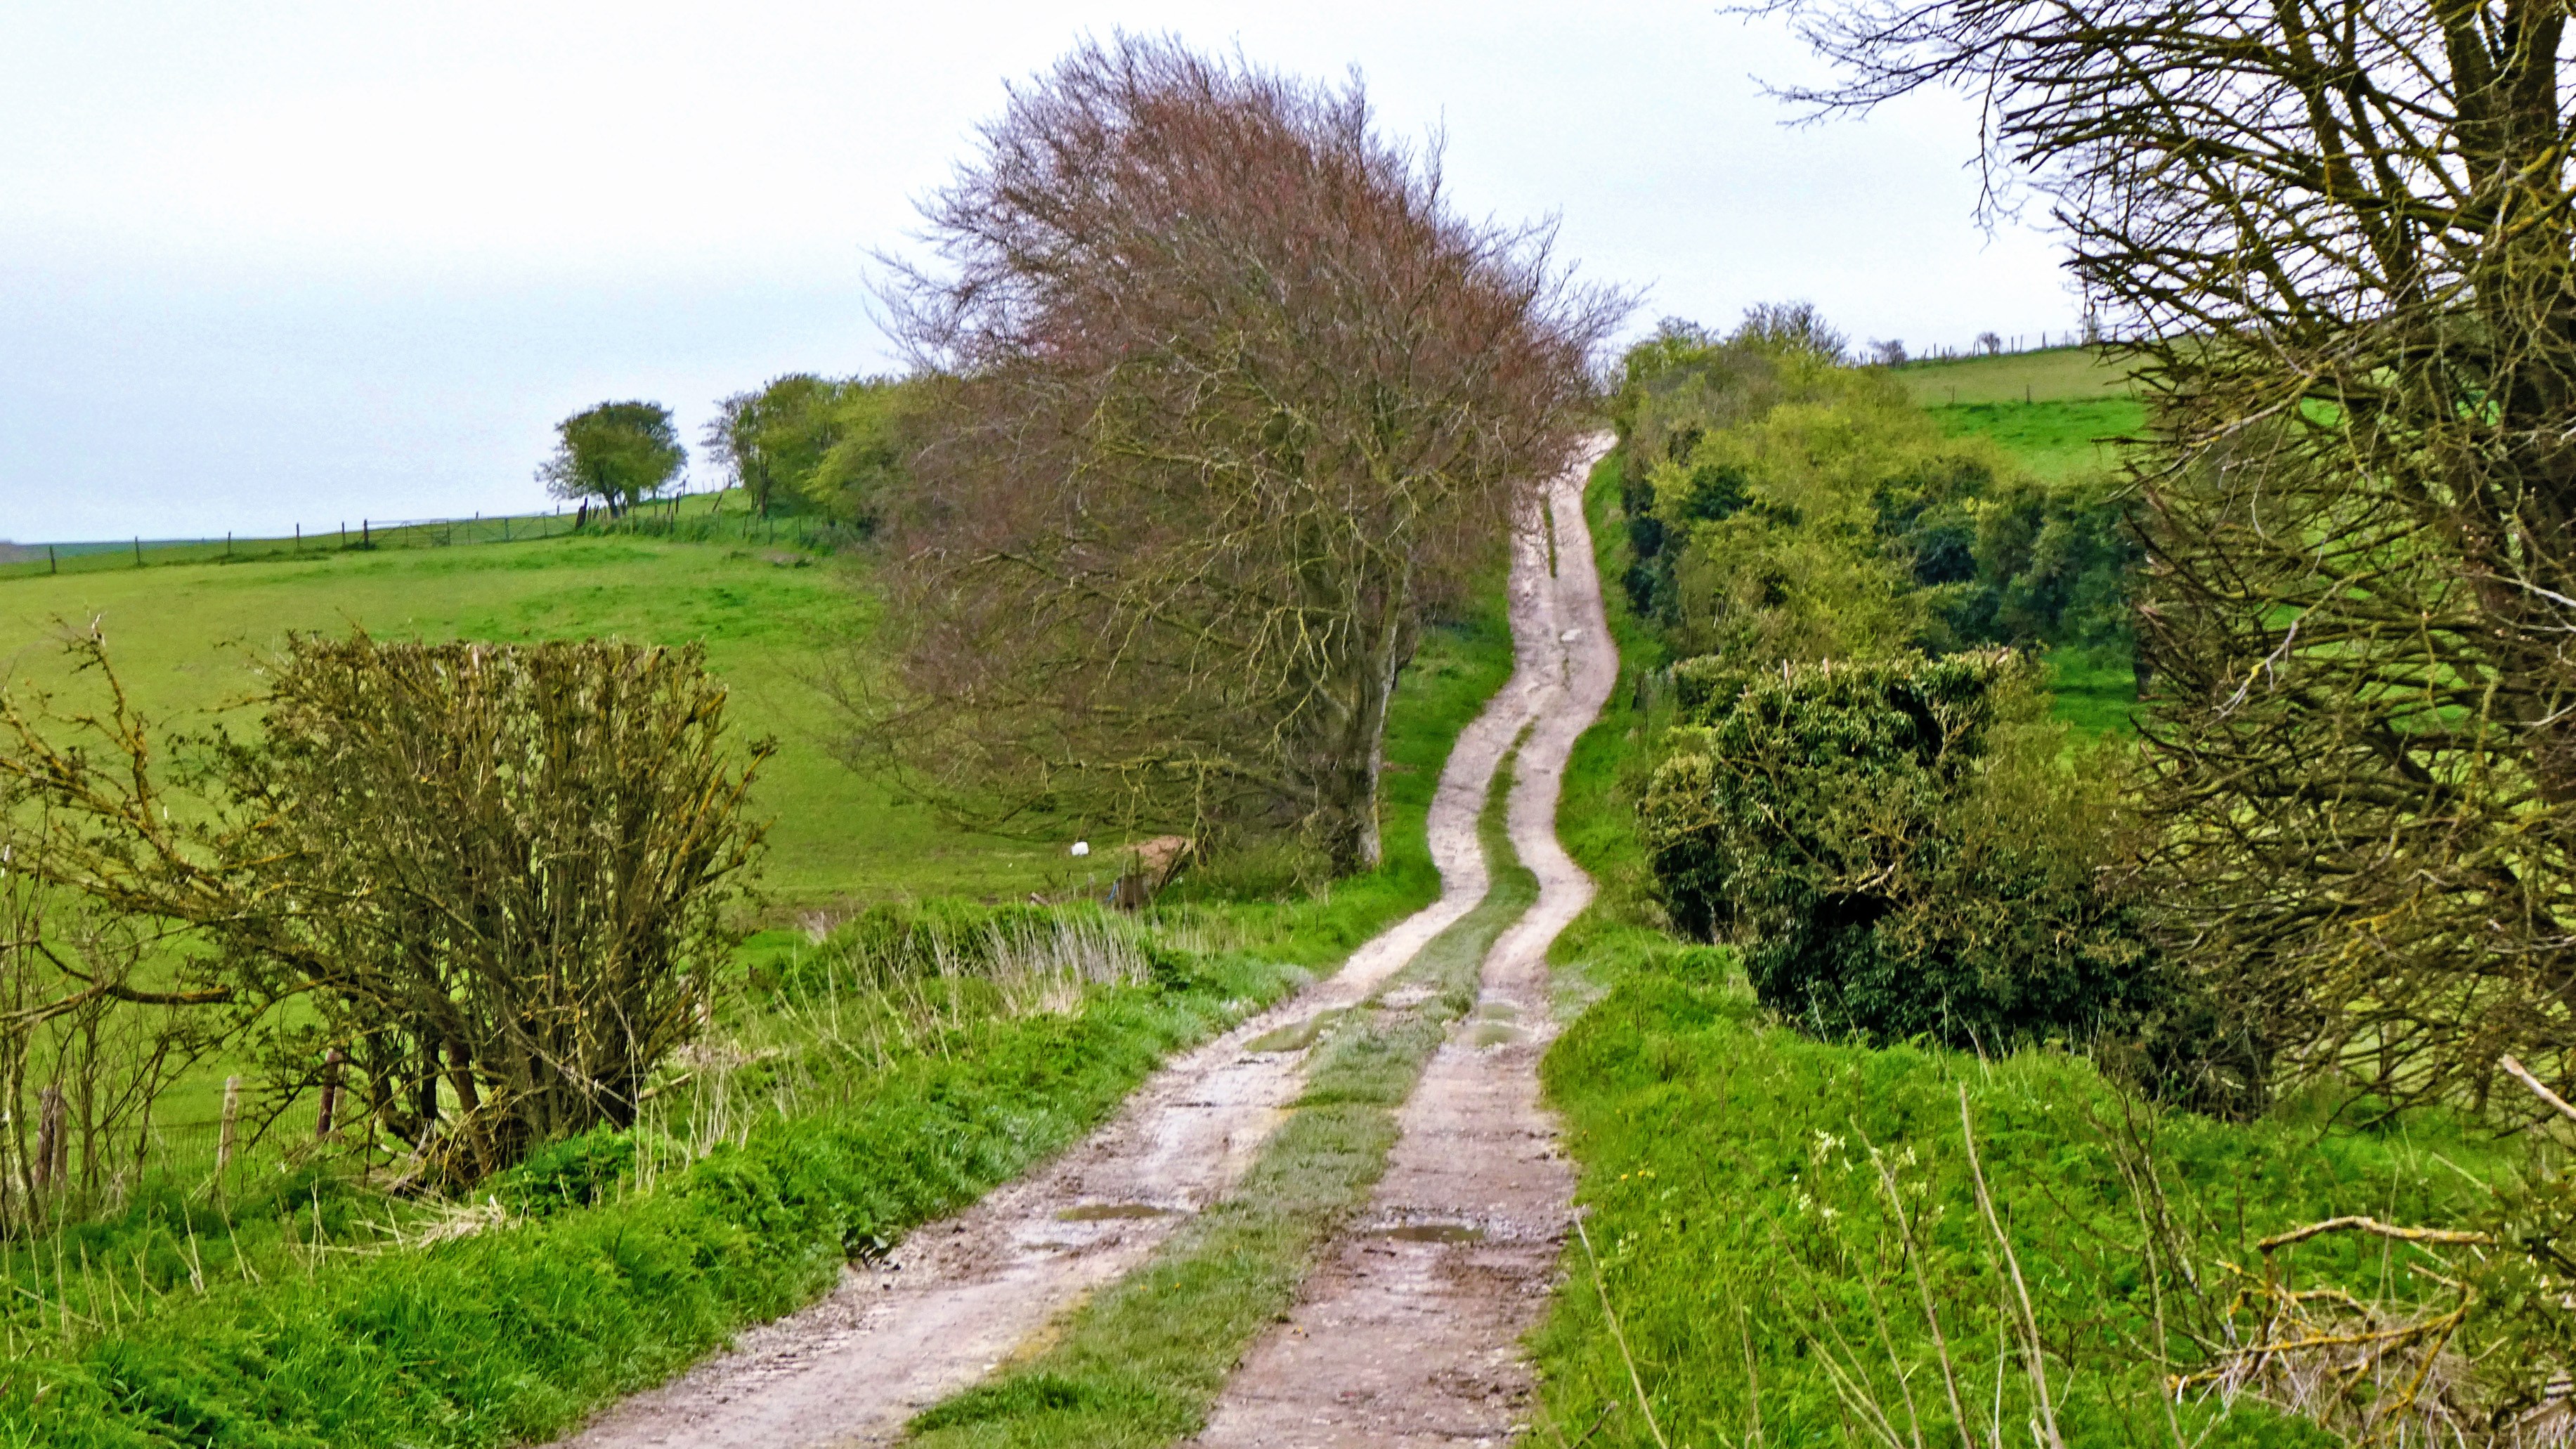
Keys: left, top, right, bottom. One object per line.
{"left": 1642, "top": 650, "right": 2165, "bottom": 1055}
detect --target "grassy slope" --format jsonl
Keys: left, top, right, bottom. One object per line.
{"left": 1894, "top": 345, "right": 2136, "bottom": 405}
{"left": 2, "top": 531, "right": 1053, "bottom": 1195}
{"left": 0, "top": 531, "right": 1035, "bottom": 908}
{"left": 1930, "top": 396, "right": 2146, "bottom": 481}
{"left": 1906, "top": 346, "right": 2146, "bottom": 482}
{"left": 1, "top": 587, "right": 1519, "bottom": 1448}
{"left": 1527, "top": 456, "right": 2511, "bottom": 1448}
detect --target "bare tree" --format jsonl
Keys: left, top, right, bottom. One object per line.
{"left": 1762, "top": 0, "right": 2576, "bottom": 1109}
{"left": 857, "top": 35, "right": 1618, "bottom": 872}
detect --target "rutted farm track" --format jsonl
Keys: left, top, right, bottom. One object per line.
{"left": 552, "top": 447, "right": 1616, "bottom": 1449}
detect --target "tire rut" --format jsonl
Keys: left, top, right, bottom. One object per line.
{"left": 542, "top": 455, "right": 1594, "bottom": 1449}
{"left": 1188, "top": 450, "right": 1617, "bottom": 1448}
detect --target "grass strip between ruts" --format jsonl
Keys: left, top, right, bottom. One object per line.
{"left": 904, "top": 740, "right": 1538, "bottom": 1448}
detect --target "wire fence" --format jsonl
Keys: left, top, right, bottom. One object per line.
{"left": 0, "top": 487, "right": 857, "bottom": 585}
{"left": 0, "top": 1074, "right": 347, "bottom": 1231}
{"left": 1889, "top": 328, "right": 2106, "bottom": 366}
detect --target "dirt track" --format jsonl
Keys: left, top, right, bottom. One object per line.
{"left": 547, "top": 450, "right": 1608, "bottom": 1449}
{"left": 1188, "top": 456, "right": 1616, "bottom": 1447}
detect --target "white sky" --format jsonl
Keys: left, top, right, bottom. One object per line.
{"left": 0, "top": 1, "right": 2071, "bottom": 543}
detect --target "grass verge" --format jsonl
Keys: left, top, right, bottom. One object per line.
{"left": 902, "top": 744, "right": 1537, "bottom": 1448}
{"left": 1529, "top": 984, "right": 2505, "bottom": 1448}
{"left": 0, "top": 599, "right": 1516, "bottom": 1448}
{"left": 1530, "top": 451, "right": 2516, "bottom": 1449}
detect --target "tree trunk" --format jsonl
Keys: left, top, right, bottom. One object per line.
{"left": 1315, "top": 608, "right": 1418, "bottom": 875}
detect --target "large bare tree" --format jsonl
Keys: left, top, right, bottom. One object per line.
{"left": 1763, "top": 0, "right": 2576, "bottom": 1107}
{"left": 857, "top": 36, "right": 1615, "bottom": 872}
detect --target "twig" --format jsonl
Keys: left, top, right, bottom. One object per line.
{"left": 2256, "top": 1216, "right": 2492, "bottom": 1253}
{"left": 1959, "top": 1085, "right": 2064, "bottom": 1449}
{"left": 1575, "top": 1212, "right": 1673, "bottom": 1449}
{"left": 1869, "top": 1143, "right": 1977, "bottom": 1449}
{"left": 2499, "top": 1054, "right": 2576, "bottom": 1126}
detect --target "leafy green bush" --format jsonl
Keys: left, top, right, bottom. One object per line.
{"left": 1641, "top": 650, "right": 2161, "bottom": 1048}
{"left": 1609, "top": 315, "right": 2142, "bottom": 667}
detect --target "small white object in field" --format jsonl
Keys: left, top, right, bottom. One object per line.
{"left": 1069, "top": 840, "right": 1091, "bottom": 857}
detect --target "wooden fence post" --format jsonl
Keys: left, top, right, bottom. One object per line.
{"left": 316, "top": 1050, "right": 344, "bottom": 1142}
{"left": 215, "top": 1076, "right": 240, "bottom": 1190}
{"left": 131, "top": 537, "right": 143, "bottom": 568}
{"left": 32, "top": 1086, "right": 62, "bottom": 1194}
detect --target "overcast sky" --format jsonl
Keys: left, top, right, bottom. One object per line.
{"left": 0, "top": 1, "right": 2071, "bottom": 543}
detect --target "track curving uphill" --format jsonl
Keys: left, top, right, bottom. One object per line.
{"left": 550, "top": 443, "right": 1612, "bottom": 1449}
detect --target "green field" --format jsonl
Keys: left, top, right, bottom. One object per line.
{"left": 0, "top": 526, "right": 1047, "bottom": 909}
{"left": 1930, "top": 395, "right": 2146, "bottom": 479}
{"left": 1894, "top": 344, "right": 2137, "bottom": 405}
{"left": 1904, "top": 348, "right": 2149, "bottom": 481}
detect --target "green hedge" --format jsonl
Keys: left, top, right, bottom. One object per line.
{"left": 1642, "top": 650, "right": 2158, "bottom": 1050}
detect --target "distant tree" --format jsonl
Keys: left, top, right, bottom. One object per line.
{"left": 1974, "top": 330, "right": 2003, "bottom": 356}
{"left": 858, "top": 35, "right": 1616, "bottom": 873}
{"left": 798, "top": 379, "right": 918, "bottom": 527}
{"left": 703, "top": 375, "right": 919, "bottom": 527}
{"left": 1733, "top": 301, "right": 1847, "bottom": 361}
{"left": 1868, "top": 338, "right": 1908, "bottom": 367}
{"left": 704, "top": 386, "right": 784, "bottom": 518}
{"left": 539, "top": 401, "right": 684, "bottom": 519}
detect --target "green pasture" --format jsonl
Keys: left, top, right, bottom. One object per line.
{"left": 1905, "top": 347, "right": 2148, "bottom": 481}
{"left": 0, "top": 525, "right": 1044, "bottom": 910}
{"left": 1932, "top": 395, "right": 2146, "bottom": 479}
{"left": 1895, "top": 344, "right": 2136, "bottom": 405}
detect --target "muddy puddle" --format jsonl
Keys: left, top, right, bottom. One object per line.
{"left": 1381, "top": 1222, "right": 1486, "bottom": 1244}
{"left": 1055, "top": 1203, "right": 1180, "bottom": 1222}
{"left": 1244, "top": 1009, "right": 1342, "bottom": 1053}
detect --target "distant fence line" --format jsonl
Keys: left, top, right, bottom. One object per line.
{"left": 1892, "top": 330, "right": 2102, "bottom": 365}
{"left": 0, "top": 488, "right": 852, "bottom": 585}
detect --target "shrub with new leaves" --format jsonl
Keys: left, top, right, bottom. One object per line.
{"left": 0, "top": 630, "right": 770, "bottom": 1186}
{"left": 1642, "top": 650, "right": 2158, "bottom": 1050}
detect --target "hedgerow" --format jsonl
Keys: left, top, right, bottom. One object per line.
{"left": 1641, "top": 650, "right": 2159, "bottom": 1051}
